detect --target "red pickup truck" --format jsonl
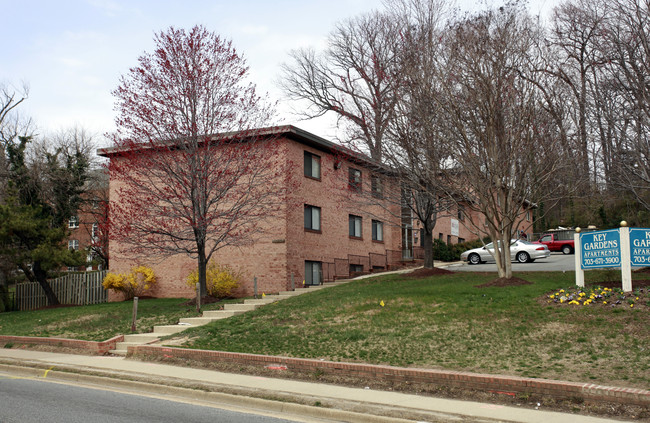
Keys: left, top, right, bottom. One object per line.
{"left": 535, "top": 232, "right": 575, "bottom": 254}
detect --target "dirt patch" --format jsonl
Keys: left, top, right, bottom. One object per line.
{"left": 405, "top": 267, "right": 454, "bottom": 278}
{"left": 475, "top": 277, "right": 533, "bottom": 288}
{"left": 43, "top": 314, "right": 103, "bottom": 331}
{"left": 35, "top": 304, "right": 79, "bottom": 311}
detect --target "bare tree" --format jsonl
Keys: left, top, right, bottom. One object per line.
{"left": 548, "top": 0, "right": 609, "bottom": 183}
{"left": 597, "top": 0, "right": 650, "bottom": 211}
{"left": 107, "top": 26, "right": 287, "bottom": 296}
{"left": 382, "top": 0, "right": 454, "bottom": 268}
{"left": 0, "top": 82, "right": 29, "bottom": 144}
{"left": 280, "top": 11, "right": 402, "bottom": 160}
{"left": 0, "top": 82, "right": 31, "bottom": 200}
{"left": 432, "top": 3, "right": 567, "bottom": 278}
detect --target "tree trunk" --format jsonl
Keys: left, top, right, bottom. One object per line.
{"left": 33, "top": 262, "right": 60, "bottom": 306}
{"left": 422, "top": 227, "right": 434, "bottom": 269}
{"left": 197, "top": 247, "right": 208, "bottom": 298}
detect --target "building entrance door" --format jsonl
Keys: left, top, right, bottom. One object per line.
{"left": 402, "top": 224, "right": 413, "bottom": 260}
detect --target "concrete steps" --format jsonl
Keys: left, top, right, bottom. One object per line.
{"left": 109, "top": 333, "right": 161, "bottom": 356}
{"left": 178, "top": 316, "right": 230, "bottom": 325}
{"left": 201, "top": 310, "right": 245, "bottom": 318}
{"left": 108, "top": 281, "right": 349, "bottom": 356}
{"left": 223, "top": 303, "right": 260, "bottom": 312}
{"left": 154, "top": 325, "right": 192, "bottom": 335}
{"left": 243, "top": 298, "right": 279, "bottom": 305}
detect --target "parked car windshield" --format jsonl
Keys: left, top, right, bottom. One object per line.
{"left": 484, "top": 240, "right": 518, "bottom": 249}
{"left": 516, "top": 240, "right": 536, "bottom": 245}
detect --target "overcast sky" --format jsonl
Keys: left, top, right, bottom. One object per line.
{"left": 1, "top": 0, "right": 560, "bottom": 148}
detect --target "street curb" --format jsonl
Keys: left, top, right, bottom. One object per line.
{"left": 130, "top": 345, "right": 650, "bottom": 408}
{"left": 0, "top": 360, "right": 477, "bottom": 423}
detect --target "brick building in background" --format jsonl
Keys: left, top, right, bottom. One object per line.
{"left": 66, "top": 169, "right": 109, "bottom": 272}
{"left": 100, "top": 126, "right": 530, "bottom": 299}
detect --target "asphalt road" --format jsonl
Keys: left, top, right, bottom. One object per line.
{"left": 0, "top": 375, "right": 303, "bottom": 423}
{"left": 451, "top": 252, "right": 576, "bottom": 272}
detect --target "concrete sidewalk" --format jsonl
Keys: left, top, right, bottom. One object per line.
{"left": 0, "top": 349, "right": 618, "bottom": 423}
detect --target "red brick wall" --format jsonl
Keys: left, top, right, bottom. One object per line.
{"left": 130, "top": 345, "right": 650, "bottom": 407}
{"left": 107, "top": 142, "right": 291, "bottom": 299}
{"left": 285, "top": 142, "right": 401, "bottom": 284}
{"left": 107, "top": 136, "right": 405, "bottom": 299}
{"left": 105, "top": 130, "right": 534, "bottom": 299}
{"left": 0, "top": 335, "right": 123, "bottom": 355}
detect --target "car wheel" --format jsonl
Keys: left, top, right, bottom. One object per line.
{"left": 516, "top": 252, "right": 530, "bottom": 263}
{"left": 468, "top": 253, "right": 481, "bottom": 265}
{"left": 562, "top": 245, "right": 573, "bottom": 255}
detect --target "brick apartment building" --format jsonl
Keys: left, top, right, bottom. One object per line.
{"left": 66, "top": 171, "right": 109, "bottom": 272}
{"left": 100, "top": 126, "right": 529, "bottom": 299}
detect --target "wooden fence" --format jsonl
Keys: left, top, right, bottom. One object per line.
{"left": 16, "top": 271, "right": 108, "bottom": 311}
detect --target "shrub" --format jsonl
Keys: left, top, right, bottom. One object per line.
{"left": 432, "top": 238, "right": 488, "bottom": 262}
{"left": 432, "top": 239, "right": 455, "bottom": 261}
{"left": 103, "top": 265, "right": 157, "bottom": 299}
{"left": 186, "top": 262, "right": 242, "bottom": 298}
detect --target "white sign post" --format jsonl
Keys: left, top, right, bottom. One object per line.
{"left": 574, "top": 230, "right": 584, "bottom": 287}
{"left": 620, "top": 225, "right": 632, "bottom": 292}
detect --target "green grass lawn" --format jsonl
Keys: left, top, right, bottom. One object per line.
{"left": 1, "top": 270, "right": 648, "bottom": 389}
{"left": 174, "top": 270, "right": 650, "bottom": 389}
{"left": 0, "top": 298, "right": 230, "bottom": 342}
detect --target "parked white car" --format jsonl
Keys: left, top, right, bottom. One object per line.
{"left": 460, "top": 240, "right": 551, "bottom": 264}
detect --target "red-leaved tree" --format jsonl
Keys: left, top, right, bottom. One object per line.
{"left": 108, "top": 25, "right": 286, "bottom": 296}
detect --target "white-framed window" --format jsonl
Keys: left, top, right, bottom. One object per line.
{"left": 91, "top": 223, "right": 99, "bottom": 239}
{"left": 349, "top": 215, "right": 362, "bottom": 238}
{"left": 372, "top": 220, "right": 383, "bottom": 241}
{"left": 68, "top": 240, "right": 79, "bottom": 250}
{"left": 304, "top": 151, "right": 321, "bottom": 179}
{"left": 304, "top": 205, "right": 321, "bottom": 231}
{"left": 69, "top": 216, "right": 79, "bottom": 228}
{"left": 305, "top": 261, "right": 322, "bottom": 285}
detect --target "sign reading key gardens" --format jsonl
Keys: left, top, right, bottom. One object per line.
{"left": 629, "top": 228, "right": 650, "bottom": 266}
{"left": 580, "top": 229, "right": 621, "bottom": 269}
{"left": 574, "top": 223, "right": 632, "bottom": 292}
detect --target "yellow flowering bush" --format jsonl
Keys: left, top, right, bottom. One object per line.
{"left": 103, "top": 265, "right": 157, "bottom": 299}
{"left": 186, "top": 262, "right": 242, "bottom": 298}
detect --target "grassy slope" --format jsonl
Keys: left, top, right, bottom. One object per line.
{"left": 0, "top": 298, "right": 227, "bottom": 342}
{"left": 177, "top": 271, "right": 649, "bottom": 389}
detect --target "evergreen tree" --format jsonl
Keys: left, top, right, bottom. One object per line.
{"left": 0, "top": 136, "right": 89, "bottom": 305}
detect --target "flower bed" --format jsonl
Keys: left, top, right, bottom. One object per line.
{"left": 546, "top": 281, "right": 649, "bottom": 309}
